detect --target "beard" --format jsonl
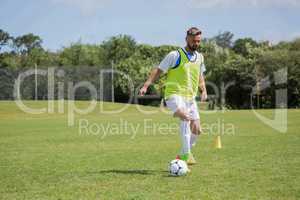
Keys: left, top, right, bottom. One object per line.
{"left": 188, "top": 43, "right": 198, "bottom": 51}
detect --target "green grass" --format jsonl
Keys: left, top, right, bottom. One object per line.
{"left": 0, "top": 101, "right": 299, "bottom": 200}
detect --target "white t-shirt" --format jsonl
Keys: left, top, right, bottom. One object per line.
{"left": 158, "top": 48, "right": 206, "bottom": 76}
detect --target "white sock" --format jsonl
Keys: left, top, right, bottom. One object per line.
{"left": 180, "top": 120, "right": 191, "bottom": 155}
{"left": 190, "top": 133, "right": 199, "bottom": 147}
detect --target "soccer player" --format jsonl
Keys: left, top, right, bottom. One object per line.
{"left": 139, "top": 27, "right": 207, "bottom": 166}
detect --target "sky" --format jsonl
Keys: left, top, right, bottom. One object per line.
{"left": 1, "top": 0, "right": 299, "bottom": 51}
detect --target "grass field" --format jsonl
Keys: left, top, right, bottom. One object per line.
{"left": 0, "top": 101, "right": 299, "bottom": 200}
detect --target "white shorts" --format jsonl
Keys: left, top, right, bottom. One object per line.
{"left": 165, "top": 95, "right": 200, "bottom": 120}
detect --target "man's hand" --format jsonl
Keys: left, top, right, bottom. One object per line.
{"left": 139, "top": 85, "right": 148, "bottom": 96}
{"left": 201, "top": 90, "right": 207, "bottom": 102}
{"left": 174, "top": 108, "right": 192, "bottom": 121}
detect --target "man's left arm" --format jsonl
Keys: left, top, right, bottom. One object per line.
{"left": 199, "top": 74, "right": 207, "bottom": 102}
{"left": 199, "top": 54, "right": 207, "bottom": 102}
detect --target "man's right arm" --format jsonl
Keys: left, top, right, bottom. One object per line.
{"left": 139, "top": 50, "right": 178, "bottom": 96}
{"left": 139, "top": 68, "right": 163, "bottom": 96}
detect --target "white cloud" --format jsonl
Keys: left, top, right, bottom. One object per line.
{"left": 187, "top": 0, "right": 300, "bottom": 8}
{"left": 51, "top": 0, "right": 110, "bottom": 16}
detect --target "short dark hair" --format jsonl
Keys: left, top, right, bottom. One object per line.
{"left": 186, "top": 27, "right": 202, "bottom": 36}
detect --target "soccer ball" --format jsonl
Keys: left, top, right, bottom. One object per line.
{"left": 168, "top": 159, "right": 188, "bottom": 176}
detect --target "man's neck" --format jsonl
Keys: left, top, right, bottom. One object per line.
{"left": 184, "top": 46, "right": 195, "bottom": 54}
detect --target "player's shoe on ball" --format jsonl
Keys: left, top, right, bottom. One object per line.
{"left": 175, "top": 154, "right": 192, "bottom": 173}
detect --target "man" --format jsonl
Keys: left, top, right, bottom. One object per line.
{"left": 139, "top": 27, "right": 207, "bottom": 168}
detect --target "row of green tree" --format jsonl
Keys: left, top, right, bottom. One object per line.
{"left": 1, "top": 29, "right": 299, "bottom": 108}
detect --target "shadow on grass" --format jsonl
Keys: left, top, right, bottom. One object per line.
{"left": 89, "top": 169, "right": 169, "bottom": 176}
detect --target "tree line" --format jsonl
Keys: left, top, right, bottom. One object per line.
{"left": 0, "top": 29, "right": 299, "bottom": 109}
